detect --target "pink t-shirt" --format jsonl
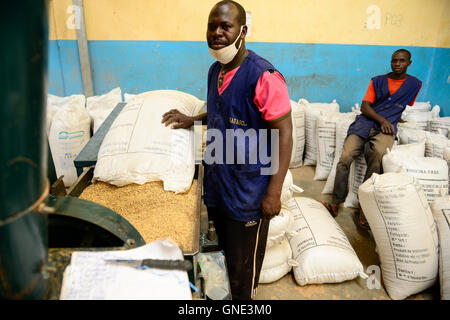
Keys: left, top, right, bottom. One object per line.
{"left": 217, "top": 66, "right": 291, "bottom": 122}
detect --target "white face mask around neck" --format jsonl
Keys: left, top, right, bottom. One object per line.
{"left": 208, "top": 25, "right": 244, "bottom": 65}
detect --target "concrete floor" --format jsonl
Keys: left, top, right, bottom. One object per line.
{"left": 201, "top": 165, "right": 440, "bottom": 300}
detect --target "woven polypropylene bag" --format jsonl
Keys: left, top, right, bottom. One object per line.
{"left": 359, "top": 172, "right": 439, "bottom": 300}
{"left": 286, "top": 197, "right": 366, "bottom": 285}
{"left": 94, "top": 90, "right": 205, "bottom": 193}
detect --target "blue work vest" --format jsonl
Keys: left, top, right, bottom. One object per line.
{"left": 347, "top": 74, "right": 422, "bottom": 138}
{"left": 203, "top": 50, "right": 280, "bottom": 222}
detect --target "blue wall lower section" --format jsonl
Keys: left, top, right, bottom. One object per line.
{"left": 48, "top": 40, "right": 83, "bottom": 96}
{"left": 48, "top": 40, "right": 449, "bottom": 116}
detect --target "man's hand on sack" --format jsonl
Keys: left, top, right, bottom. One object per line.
{"left": 161, "top": 109, "right": 194, "bottom": 129}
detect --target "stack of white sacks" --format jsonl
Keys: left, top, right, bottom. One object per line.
{"left": 370, "top": 101, "right": 449, "bottom": 299}
{"left": 46, "top": 94, "right": 91, "bottom": 187}
{"left": 320, "top": 101, "right": 449, "bottom": 209}
{"left": 260, "top": 97, "right": 369, "bottom": 286}
{"left": 259, "top": 169, "right": 368, "bottom": 285}
{"left": 46, "top": 87, "right": 123, "bottom": 187}
{"left": 46, "top": 87, "right": 206, "bottom": 193}
{"left": 263, "top": 98, "right": 449, "bottom": 300}
{"left": 401, "top": 101, "right": 440, "bottom": 130}
{"left": 301, "top": 98, "right": 340, "bottom": 167}
{"left": 318, "top": 99, "right": 448, "bottom": 299}
{"left": 289, "top": 100, "right": 306, "bottom": 168}
{"left": 396, "top": 104, "right": 450, "bottom": 197}
{"left": 291, "top": 98, "right": 366, "bottom": 208}
{"left": 259, "top": 170, "right": 300, "bottom": 283}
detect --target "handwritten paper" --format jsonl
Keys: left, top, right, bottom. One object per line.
{"left": 59, "top": 238, "right": 192, "bottom": 300}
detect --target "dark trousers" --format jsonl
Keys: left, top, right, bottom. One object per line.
{"left": 207, "top": 206, "right": 270, "bottom": 300}
{"left": 332, "top": 128, "right": 394, "bottom": 204}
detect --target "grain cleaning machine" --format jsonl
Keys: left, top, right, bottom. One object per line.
{"left": 46, "top": 100, "right": 213, "bottom": 299}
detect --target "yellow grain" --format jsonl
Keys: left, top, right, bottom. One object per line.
{"left": 79, "top": 180, "right": 197, "bottom": 253}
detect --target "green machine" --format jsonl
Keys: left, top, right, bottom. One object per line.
{"left": 0, "top": 0, "right": 147, "bottom": 299}
{"left": 1, "top": 0, "right": 52, "bottom": 299}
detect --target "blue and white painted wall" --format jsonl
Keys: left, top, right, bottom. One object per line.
{"left": 48, "top": 0, "right": 450, "bottom": 115}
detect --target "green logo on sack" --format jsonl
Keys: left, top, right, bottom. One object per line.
{"left": 58, "top": 130, "right": 85, "bottom": 140}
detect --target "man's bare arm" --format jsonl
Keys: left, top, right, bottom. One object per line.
{"left": 261, "top": 114, "right": 293, "bottom": 220}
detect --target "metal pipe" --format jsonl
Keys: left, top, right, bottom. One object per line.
{"left": 0, "top": 0, "right": 50, "bottom": 299}
{"left": 73, "top": 0, "right": 94, "bottom": 97}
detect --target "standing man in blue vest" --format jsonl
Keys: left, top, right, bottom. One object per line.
{"left": 162, "top": 1, "right": 293, "bottom": 300}
{"left": 320, "top": 49, "right": 422, "bottom": 228}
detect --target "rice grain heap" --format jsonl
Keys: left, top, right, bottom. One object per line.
{"left": 79, "top": 180, "right": 198, "bottom": 253}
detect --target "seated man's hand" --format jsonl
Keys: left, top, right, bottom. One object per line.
{"left": 380, "top": 118, "right": 394, "bottom": 135}
{"left": 161, "top": 109, "right": 194, "bottom": 129}
{"left": 261, "top": 192, "right": 281, "bottom": 220}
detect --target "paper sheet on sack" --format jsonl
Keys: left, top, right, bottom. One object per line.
{"left": 59, "top": 238, "right": 192, "bottom": 300}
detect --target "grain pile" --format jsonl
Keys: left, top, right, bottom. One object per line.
{"left": 79, "top": 180, "right": 198, "bottom": 253}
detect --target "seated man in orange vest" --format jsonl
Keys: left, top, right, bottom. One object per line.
{"left": 320, "top": 49, "right": 422, "bottom": 229}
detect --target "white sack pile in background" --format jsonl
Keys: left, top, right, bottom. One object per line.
{"left": 86, "top": 87, "right": 123, "bottom": 134}
{"left": 401, "top": 102, "right": 440, "bottom": 131}
{"left": 445, "top": 148, "right": 450, "bottom": 193}
{"left": 47, "top": 94, "right": 90, "bottom": 187}
{"left": 397, "top": 124, "right": 427, "bottom": 144}
{"left": 343, "top": 140, "right": 426, "bottom": 208}
{"left": 397, "top": 125, "right": 449, "bottom": 158}
{"left": 382, "top": 150, "right": 448, "bottom": 203}
{"left": 343, "top": 155, "right": 367, "bottom": 208}
{"left": 321, "top": 112, "right": 357, "bottom": 193}
{"left": 299, "top": 99, "right": 340, "bottom": 166}
{"left": 289, "top": 100, "right": 305, "bottom": 168}
{"left": 314, "top": 113, "right": 337, "bottom": 180}
{"left": 428, "top": 117, "right": 450, "bottom": 137}
{"left": 408, "top": 101, "right": 432, "bottom": 112}
{"left": 424, "top": 131, "right": 450, "bottom": 159}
